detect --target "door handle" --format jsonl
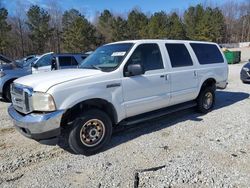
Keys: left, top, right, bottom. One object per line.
{"left": 194, "top": 71, "right": 197, "bottom": 77}
{"left": 160, "top": 74, "right": 169, "bottom": 80}
{"left": 165, "top": 74, "right": 169, "bottom": 80}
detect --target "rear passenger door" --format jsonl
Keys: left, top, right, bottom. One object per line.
{"left": 165, "top": 43, "right": 199, "bottom": 105}
{"left": 122, "top": 43, "right": 171, "bottom": 117}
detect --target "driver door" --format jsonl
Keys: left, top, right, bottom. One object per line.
{"left": 122, "top": 43, "right": 171, "bottom": 117}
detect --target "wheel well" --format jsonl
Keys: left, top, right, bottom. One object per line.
{"left": 3, "top": 78, "right": 16, "bottom": 94}
{"left": 201, "top": 78, "right": 216, "bottom": 91}
{"left": 61, "top": 98, "right": 118, "bottom": 127}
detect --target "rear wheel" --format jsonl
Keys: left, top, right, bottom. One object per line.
{"left": 3, "top": 83, "right": 11, "bottom": 102}
{"left": 196, "top": 86, "right": 215, "bottom": 113}
{"left": 68, "top": 109, "right": 113, "bottom": 155}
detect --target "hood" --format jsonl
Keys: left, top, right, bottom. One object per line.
{"left": 0, "top": 62, "right": 23, "bottom": 70}
{"left": 15, "top": 69, "right": 103, "bottom": 92}
{"left": 244, "top": 62, "right": 250, "bottom": 68}
{"left": 0, "top": 63, "right": 14, "bottom": 70}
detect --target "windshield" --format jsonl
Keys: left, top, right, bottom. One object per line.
{"left": 13, "top": 57, "right": 37, "bottom": 68}
{"left": 23, "top": 57, "right": 38, "bottom": 67}
{"left": 79, "top": 43, "right": 133, "bottom": 72}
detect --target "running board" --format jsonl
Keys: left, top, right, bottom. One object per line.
{"left": 119, "top": 101, "right": 197, "bottom": 126}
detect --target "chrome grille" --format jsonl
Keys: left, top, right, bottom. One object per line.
{"left": 11, "top": 84, "right": 33, "bottom": 114}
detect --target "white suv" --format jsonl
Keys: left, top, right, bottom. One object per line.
{"left": 8, "top": 40, "right": 228, "bottom": 155}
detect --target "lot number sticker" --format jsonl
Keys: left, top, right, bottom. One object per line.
{"left": 111, "top": 52, "right": 126, "bottom": 56}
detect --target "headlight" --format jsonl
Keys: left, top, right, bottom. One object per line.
{"left": 0, "top": 71, "right": 5, "bottom": 77}
{"left": 32, "top": 92, "right": 56, "bottom": 112}
{"left": 243, "top": 67, "right": 249, "bottom": 72}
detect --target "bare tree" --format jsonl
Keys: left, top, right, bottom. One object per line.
{"left": 46, "top": 0, "right": 63, "bottom": 53}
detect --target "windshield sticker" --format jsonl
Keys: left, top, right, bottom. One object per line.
{"left": 111, "top": 52, "right": 126, "bottom": 56}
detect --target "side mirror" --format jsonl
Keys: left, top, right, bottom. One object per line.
{"left": 126, "top": 64, "right": 144, "bottom": 77}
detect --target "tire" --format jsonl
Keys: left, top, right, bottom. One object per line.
{"left": 68, "top": 109, "right": 113, "bottom": 155}
{"left": 3, "top": 83, "right": 11, "bottom": 102}
{"left": 196, "top": 86, "right": 215, "bottom": 114}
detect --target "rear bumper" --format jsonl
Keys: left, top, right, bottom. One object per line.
{"left": 8, "top": 105, "right": 64, "bottom": 141}
{"left": 216, "top": 81, "right": 228, "bottom": 89}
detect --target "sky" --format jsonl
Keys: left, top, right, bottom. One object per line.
{"left": 1, "top": 0, "right": 245, "bottom": 21}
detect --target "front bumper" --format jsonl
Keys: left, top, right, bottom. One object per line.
{"left": 8, "top": 105, "right": 64, "bottom": 141}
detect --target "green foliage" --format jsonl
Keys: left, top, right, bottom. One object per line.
{"left": 62, "top": 9, "right": 97, "bottom": 52}
{"left": 0, "top": 8, "right": 11, "bottom": 53}
{"left": 127, "top": 9, "right": 148, "bottom": 39}
{"left": 147, "top": 11, "right": 169, "bottom": 38}
{"left": 111, "top": 16, "right": 129, "bottom": 41}
{"left": 167, "top": 13, "right": 186, "bottom": 39}
{"left": 184, "top": 5, "right": 225, "bottom": 42}
{"left": 26, "top": 5, "right": 52, "bottom": 53}
{"left": 96, "top": 10, "right": 114, "bottom": 43}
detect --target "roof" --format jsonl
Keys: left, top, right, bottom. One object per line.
{"left": 108, "top": 39, "right": 218, "bottom": 45}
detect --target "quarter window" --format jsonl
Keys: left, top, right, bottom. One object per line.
{"left": 165, "top": 43, "right": 193, "bottom": 68}
{"left": 126, "top": 43, "right": 164, "bottom": 72}
{"left": 190, "top": 43, "right": 224, "bottom": 64}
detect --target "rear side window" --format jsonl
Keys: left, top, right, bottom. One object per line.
{"left": 59, "top": 56, "right": 78, "bottom": 66}
{"left": 190, "top": 43, "right": 224, "bottom": 64}
{"left": 127, "top": 43, "right": 164, "bottom": 72}
{"left": 165, "top": 43, "right": 193, "bottom": 68}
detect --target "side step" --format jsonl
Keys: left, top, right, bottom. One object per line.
{"left": 119, "top": 101, "right": 197, "bottom": 126}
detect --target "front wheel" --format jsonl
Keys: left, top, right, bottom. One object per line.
{"left": 196, "top": 86, "right": 215, "bottom": 113}
{"left": 68, "top": 109, "right": 113, "bottom": 155}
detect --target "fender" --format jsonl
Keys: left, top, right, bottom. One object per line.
{"left": 49, "top": 84, "right": 126, "bottom": 123}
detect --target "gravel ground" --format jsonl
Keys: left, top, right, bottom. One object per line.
{"left": 0, "top": 64, "right": 250, "bottom": 188}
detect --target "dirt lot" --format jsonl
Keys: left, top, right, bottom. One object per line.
{"left": 0, "top": 64, "right": 250, "bottom": 188}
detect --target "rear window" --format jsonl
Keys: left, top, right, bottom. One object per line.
{"left": 165, "top": 43, "right": 193, "bottom": 67}
{"left": 190, "top": 43, "right": 224, "bottom": 64}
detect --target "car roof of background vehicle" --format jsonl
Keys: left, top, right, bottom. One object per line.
{"left": 53, "top": 53, "right": 88, "bottom": 56}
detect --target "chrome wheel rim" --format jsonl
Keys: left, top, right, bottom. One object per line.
{"left": 203, "top": 92, "right": 213, "bottom": 110}
{"left": 80, "top": 119, "right": 105, "bottom": 147}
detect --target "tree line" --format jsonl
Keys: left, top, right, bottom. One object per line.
{"left": 0, "top": 0, "right": 250, "bottom": 59}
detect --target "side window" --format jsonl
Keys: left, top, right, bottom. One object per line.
{"left": 59, "top": 56, "right": 72, "bottom": 66}
{"left": 71, "top": 57, "right": 78, "bottom": 65}
{"left": 35, "top": 54, "right": 53, "bottom": 67}
{"left": 81, "top": 55, "right": 87, "bottom": 60}
{"left": 126, "top": 43, "right": 164, "bottom": 72}
{"left": 165, "top": 43, "right": 193, "bottom": 68}
{"left": 190, "top": 43, "right": 224, "bottom": 64}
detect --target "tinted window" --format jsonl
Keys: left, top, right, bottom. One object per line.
{"left": 81, "top": 55, "right": 88, "bottom": 60}
{"left": 59, "top": 56, "right": 72, "bottom": 66}
{"left": 127, "top": 44, "right": 163, "bottom": 72}
{"left": 71, "top": 57, "right": 78, "bottom": 65}
{"left": 36, "top": 54, "right": 52, "bottom": 67}
{"left": 190, "top": 43, "right": 224, "bottom": 64}
{"left": 165, "top": 43, "right": 193, "bottom": 67}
